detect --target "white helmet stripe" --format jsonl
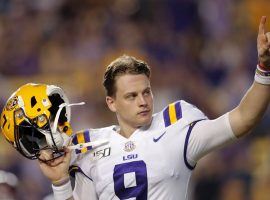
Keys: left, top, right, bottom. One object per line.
{"left": 52, "top": 102, "right": 85, "bottom": 135}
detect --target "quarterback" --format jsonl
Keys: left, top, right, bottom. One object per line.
{"left": 1, "top": 16, "right": 270, "bottom": 200}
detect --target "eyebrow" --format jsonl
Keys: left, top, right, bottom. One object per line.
{"left": 143, "top": 87, "right": 151, "bottom": 91}
{"left": 124, "top": 92, "right": 137, "bottom": 98}
{"left": 124, "top": 87, "right": 151, "bottom": 96}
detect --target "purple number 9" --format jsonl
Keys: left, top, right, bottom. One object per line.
{"left": 113, "top": 161, "right": 148, "bottom": 200}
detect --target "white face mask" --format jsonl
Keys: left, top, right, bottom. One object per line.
{"left": 52, "top": 102, "right": 85, "bottom": 135}
{"left": 46, "top": 102, "right": 86, "bottom": 148}
{"left": 36, "top": 101, "right": 109, "bottom": 157}
{"left": 18, "top": 101, "right": 86, "bottom": 161}
{"left": 53, "top": 102, "right": 109, "bottom": 151}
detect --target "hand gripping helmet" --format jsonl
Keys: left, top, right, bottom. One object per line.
{"left": 0, "top": 83, "right": 79, "bottom": 161}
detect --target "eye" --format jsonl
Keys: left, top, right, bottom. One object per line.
{"left": 143, "top": 89, "right": 151, "bottom": 96}
{"left": 125, "top": 93, "right": 136, "bottom": 100}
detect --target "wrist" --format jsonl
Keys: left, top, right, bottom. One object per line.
{"left": 52, "top": 175, "right": 70, "bottom": 186}
{"left": 258, "top": 62, "right": 269, "bottom": 71}
{"left": 254, "top": 64, "right": 270, "bottom": 85}
{"left": 52, "top": 178, "right": 73, "bottom": 200}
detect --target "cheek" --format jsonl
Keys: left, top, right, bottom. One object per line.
{"left": 118, "top": 102, "right": 135, "bottom": 114}
{"left": 147, "top": 96, "right": 153, "bottom": 105}
{"left": 118, "top": 106, "right": 137, "bottom": 121}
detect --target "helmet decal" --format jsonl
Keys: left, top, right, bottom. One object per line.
{"left": 6, "top": 96, "right": 18, "bottom": 111}
{"left": 2, "top": 114, "right": 7, "bottom": 129}
{"left": 30, "top": 96, "right": 37, "bottom": 108}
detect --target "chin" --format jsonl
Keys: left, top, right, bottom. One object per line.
{"left": 137, "top": 116, "right": 152, "bottom": 127}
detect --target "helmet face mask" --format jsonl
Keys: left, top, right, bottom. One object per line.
{"left": 1, "top": 83, "right": 73, "bottom": 162}
{"left": 14, "top": 110, "right": 65, "bottom": 161}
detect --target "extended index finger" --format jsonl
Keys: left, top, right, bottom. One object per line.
{"left": 259, "top": 16, "right": 267, "bottom": 35}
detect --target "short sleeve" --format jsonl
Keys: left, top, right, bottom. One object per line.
{"left": 73, "top": 173, "right": 98, "bottom": 200}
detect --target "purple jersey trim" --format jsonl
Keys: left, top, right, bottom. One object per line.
{"left": 175, "top": 101, "right": 182, "bottom": 120}
{"left": 184, "top": 119, "right": 205, "bottom": 170}
{"left": 83, "top": 130, "right": 92, "bottom": 151}
{"left": 163, "top": 106, "right": 171, "bottom": 127}
{"left": 163, "top": 101, "right": 182, "bottom": 127}
{"left": 72, "top": 130, "right": 92, "bottom": 154}
{"left": 69, "top": 165, "right": 93, "bottom": 182}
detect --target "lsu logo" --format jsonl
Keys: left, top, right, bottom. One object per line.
{"left": 123, "top": 154, "right": 138, "bottom": 161}
{"left": 124, "top": 141, "right": 136, "bottom": 152}
{"left": 6, "top": 96, "right": 18, "bottom": 111}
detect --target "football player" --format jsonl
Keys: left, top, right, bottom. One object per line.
{"left": 1, "top": 16, "right": 270, "bottom": 200}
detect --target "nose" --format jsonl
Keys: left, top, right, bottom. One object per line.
{"left": 137, "top": 94, "right": 147, "bottom": 106}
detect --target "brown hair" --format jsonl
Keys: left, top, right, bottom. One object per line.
{"left": 103, "top": 55, "right": 151, "bottom": 97}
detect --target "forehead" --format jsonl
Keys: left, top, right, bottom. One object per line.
{"left": 115, "top": 74, "right": 150, "bottom": 94}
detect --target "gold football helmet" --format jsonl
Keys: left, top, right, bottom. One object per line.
{"left": 0, "top": 83, "right": 76, "bottom": 161}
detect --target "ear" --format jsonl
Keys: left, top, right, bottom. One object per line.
{"left": 106, "top": 96, "right": 117, "bottom": 112}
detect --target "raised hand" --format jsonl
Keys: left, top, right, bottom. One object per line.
{"left": 258, "top": 16, "right": 270, "bottom": 68}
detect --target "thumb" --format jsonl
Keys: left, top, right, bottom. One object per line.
{"left": 63, "top": 147, "right": 72, "bottom": 163}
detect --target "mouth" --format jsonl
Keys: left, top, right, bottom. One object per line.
{"left": 138, "top": 109, "right": 151, "bottom": 116}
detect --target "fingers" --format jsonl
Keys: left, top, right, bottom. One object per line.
{"left": 38, "top": 149, "right": 66, "bottom": 167}
{"left": 259, "top": 16, "right": 267, "bottom": 35}
{"left": 63, "top": 147, "right": 72, "bottom": 163}
{"left": 47, "top": 148, "right": 71, "bottom": 167}
{"left": 266, "top": 32, "right": 270, "bottom": 42}
{"left": 259, "top": 30, "right": 270, "bottom": 57}
{"left": 39, "top": 150, "right": 53, "bottom": 161}
{"left": 64, "top": 146, "right": 71, "bottom": 153}
{"left": 258, "top": 16, "right": 270, "bottom": 59}
{"left": 38, "top": 154, "right": 64, "bottom": 167}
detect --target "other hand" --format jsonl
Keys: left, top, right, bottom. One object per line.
{"left": 258, "top": 16, "right": 270, "bottom": 68}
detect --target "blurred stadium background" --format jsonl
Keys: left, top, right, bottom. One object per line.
{"left": 1, "top": 0, "right": 270, "bottom": 199}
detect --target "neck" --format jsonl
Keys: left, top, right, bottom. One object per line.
{"left": 117, "top": 119, "right": 152, "bottom": 138}
{"left": 119, "top": 126, "right": 137, "bottom": 138}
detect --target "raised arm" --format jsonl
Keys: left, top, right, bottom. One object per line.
{"left": 229, "top": 16, "right": 270, "bottom": 138}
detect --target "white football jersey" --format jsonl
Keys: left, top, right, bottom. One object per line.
{"left": 69, "top": 100, "right": 209, "bottom": 200}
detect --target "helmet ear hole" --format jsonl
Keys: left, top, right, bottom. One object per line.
{"left": 48, "top": 93, "right": 67, "bottom": 124}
